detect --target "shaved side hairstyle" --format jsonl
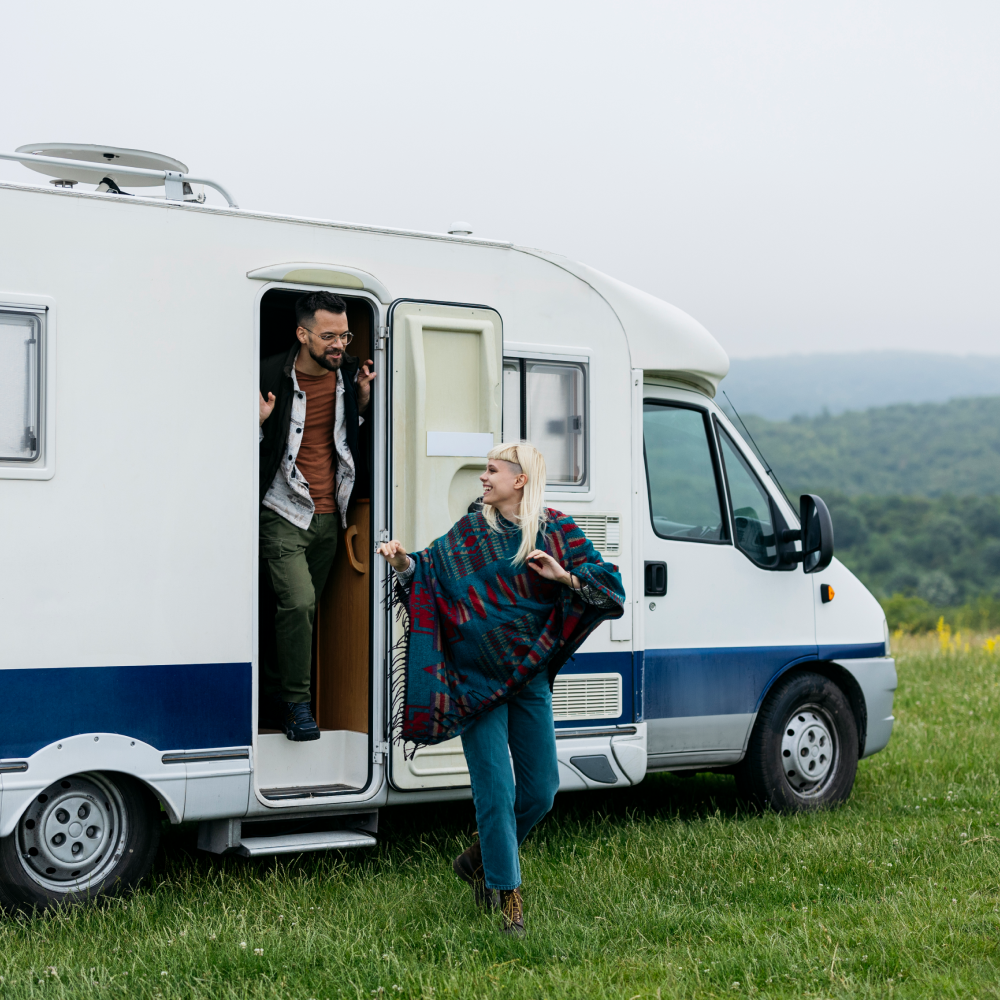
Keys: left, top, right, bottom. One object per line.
{"left": 295, "top": 290, "right": 347, "bottom": 328}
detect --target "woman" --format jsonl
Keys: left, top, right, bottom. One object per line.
{"left": 377, "top": 442, "right": 625, "bottom": 936}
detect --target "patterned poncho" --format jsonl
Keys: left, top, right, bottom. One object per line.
{"left": 393, "top": 509, "right": 626, "bottom": 747}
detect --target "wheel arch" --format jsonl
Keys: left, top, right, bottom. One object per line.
{"left": 1, "top": 764, "right": 182, "bottom": 840}
{"left": 752, "top": 659, "right": 867, "bottom": 759}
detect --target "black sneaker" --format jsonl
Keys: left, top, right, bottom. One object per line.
{"left": 453, "top": 838, "right": 498, "bottom": 911}
{"left": 282, "top": 702, "right": 321, "bottom": 741}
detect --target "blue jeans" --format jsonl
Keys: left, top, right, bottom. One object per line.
{"left": 461, "top": 670, "right": 561, "bottom": 890}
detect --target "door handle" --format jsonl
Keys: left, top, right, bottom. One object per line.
{"left": 644, "top": 561, "right": 667, "bottom": 596}
{"left": 344, "top": 525, "right": 367, "bottom": 574}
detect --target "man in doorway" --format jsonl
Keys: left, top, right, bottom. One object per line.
{"left": 258, "top": 291, "right": 375, "bottom": 740}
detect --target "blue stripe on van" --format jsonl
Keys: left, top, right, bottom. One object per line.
{"left": 644, "top": 645, "right": 816, "bottom": 719}
{"left": 643, "top": 641, "right": 886, "bottom": 720}
{"left": 0, "top": 662, "right": 252, "bottom": 759}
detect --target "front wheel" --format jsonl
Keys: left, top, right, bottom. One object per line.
{"left": 736, "top": 671, "right": 859, "bottom": 812}
{"left": 0, "top": 772, "right": 161, "bottom": 913}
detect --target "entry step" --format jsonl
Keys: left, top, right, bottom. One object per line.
{"left": 260, "top": 783, "right": 359, "bottom": 801}
{"left": 237, "top": 830, "right": 376, "bottom": 856}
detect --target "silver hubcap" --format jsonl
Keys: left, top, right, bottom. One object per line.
{"left": 781, "top": 704, "right": 837, "bottom": 797}
{"left": 17, "top": 774, "right": 128, "bottom": 890}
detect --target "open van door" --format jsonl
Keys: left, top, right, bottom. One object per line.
{"left": 387, "top": 300, "right": 503, "bottom": 790}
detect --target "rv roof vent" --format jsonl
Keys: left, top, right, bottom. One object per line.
{"left": 15, "top": 143, "right": 189, "bottom": 187}
{"left": 448, "top": 221, "right": 473, "bottom": 235}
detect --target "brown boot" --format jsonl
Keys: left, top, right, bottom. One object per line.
{"left": 452, "top": 839, "right": 498, "bottom": 911}
{"left": 498, "top": 888, "right": 525, "bottom": 937}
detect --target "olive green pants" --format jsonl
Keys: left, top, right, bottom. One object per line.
{"left": 259, "top": 508, "right": 339, "bottom": 703}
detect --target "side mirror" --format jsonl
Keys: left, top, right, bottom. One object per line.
{"left": 799, "top": 494, "right": 834, "bottom": 573}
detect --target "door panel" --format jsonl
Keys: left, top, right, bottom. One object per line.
{"left": 388, "top": 301, "right": 502, "bottom": 790}
{"left": 641, "top": 388, "right": 816, "bottom": 765}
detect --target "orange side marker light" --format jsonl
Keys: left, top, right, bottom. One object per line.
{"left": 820, "top": 584, "right": 835, "bottom": 604}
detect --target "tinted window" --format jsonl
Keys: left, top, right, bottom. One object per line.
{"left": 502, "top": 359, "right": 521, "bottom": 443}
{"left": 643, "top": 403, "right": 725, "bottom": 540}
{"left": 503, "top": 357, "right": 587, "bottom": 486}
{"left": 718, "top": 428, "right": 778, "bottom": 566}
{"left": 0, "top": 311, "right": 40, "bottom": 462}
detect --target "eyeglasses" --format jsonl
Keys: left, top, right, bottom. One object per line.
{"left": 302, "top": 326, "right": 353, "bottom": 346}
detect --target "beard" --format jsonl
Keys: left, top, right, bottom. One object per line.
{"left": 309, "top": 345, "right": 343, "bottom": 371}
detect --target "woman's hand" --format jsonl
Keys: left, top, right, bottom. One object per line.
{"left": 526, "top": 549, "right": 577, "bottom": 588}
{"left": 376, "top": 539, "right": 411, "bottom": 572}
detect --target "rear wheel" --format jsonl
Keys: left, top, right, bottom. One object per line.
{"left": 0, "top": 772, "right": 160, "bottom": 913}
{"left": 736, "top": 671, "right": 858, "bottom": 812}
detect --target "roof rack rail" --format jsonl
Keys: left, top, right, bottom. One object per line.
{"left": 0, "top": 149, "right": 238, "bottom": 209}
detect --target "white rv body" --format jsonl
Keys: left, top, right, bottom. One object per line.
{"left": 0, "top": 177, "right": 895, "bottom": 864}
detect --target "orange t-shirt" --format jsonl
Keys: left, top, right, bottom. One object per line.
{"left": 294, "top": 369, "right": 337, "bottom": 514}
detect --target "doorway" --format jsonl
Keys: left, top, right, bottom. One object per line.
{"left": 255, "top": 287, "right": 376, "bottom": 800}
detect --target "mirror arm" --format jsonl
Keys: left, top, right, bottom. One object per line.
{"left": 780, "top": 528, "right": 802, "bottom": 543}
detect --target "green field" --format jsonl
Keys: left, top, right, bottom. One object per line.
{"left": 2, "top": 639, "right": 999, "bottom": 999}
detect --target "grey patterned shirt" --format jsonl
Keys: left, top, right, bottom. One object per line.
{"left": 260, "top": 366, "right": 357, "bottom": 531}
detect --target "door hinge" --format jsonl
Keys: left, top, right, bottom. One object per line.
{"left": 372, "top": 740, "right": 390, "bottom": 762}
{"left": 375, "top": 325, "right": 388, "bottom": 351}
{"left": 378, "top": 528, "right": 390, "bottom": 544}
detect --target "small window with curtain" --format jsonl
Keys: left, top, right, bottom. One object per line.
{"left": 503, "top": 357, "right": 587, "bottom": 488}
{"left": 0, "top": 310, "right": 42, "bottom": 463}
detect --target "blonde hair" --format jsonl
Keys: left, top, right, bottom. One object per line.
{"left": 481, "top": 442, "right": 548, "bottom": 565}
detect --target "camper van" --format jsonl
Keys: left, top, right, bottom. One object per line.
{"left": 0, "top": 145, "right": 896, "bottom": 910}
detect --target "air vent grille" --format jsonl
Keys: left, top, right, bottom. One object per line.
{"left": 573, "top": 514, "right": 621, "bottom": 555}
{"left": 552, "top": 673, "right": 622, "bottom": 721}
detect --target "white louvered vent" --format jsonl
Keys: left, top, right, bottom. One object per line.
{"left": 551, "top": 673, "right": 622, "bottom": 721}
{"left": 573, "top": 513, "right": 621, "bottom": 555}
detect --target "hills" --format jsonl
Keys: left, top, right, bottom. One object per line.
{"left": 734, "top": 396, "right": 1000, "bottom": 499}
{"left": 721, "top": 394, "right": 1000, "bottom": 613}
{"left": 723, "top": 351, "right": 1000, "bottom": 421}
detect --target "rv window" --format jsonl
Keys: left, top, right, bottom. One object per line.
{"left": 643, "top": 403, "right": 726, "bottom": 541}
{"left": 503, "top": 357, "right": 587, "bottom": 487}
{"left": 718, "top": 428, "right": 779, "bottom": 567}
{"left": 0, "top": 310, "right": 41, "bottom": 463}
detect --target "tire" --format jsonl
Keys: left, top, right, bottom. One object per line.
{"left": 0, "top": 771, "right": 161, "bottom": 913}
{"left": 735, "top": 671, "right": 859, "bottom": 812}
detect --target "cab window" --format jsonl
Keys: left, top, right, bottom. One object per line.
{"left": 717, "top": 427, "right": 779, "bottom": 567}
{"left": 643, "top": 402, "right": 726, "bottom": 541}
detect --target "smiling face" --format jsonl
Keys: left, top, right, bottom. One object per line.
{"left": 480, "top": 458, "right": 528, "bottom": 512}
{"left": 296, "top": 308, "right": 350, "bottom": 371}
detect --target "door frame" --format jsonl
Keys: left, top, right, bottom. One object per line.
{"left": 250, "top": 280, "right": 389, "bottom": 810}
{"left": 384, "top": 297, "right": 503, "bottom": 792}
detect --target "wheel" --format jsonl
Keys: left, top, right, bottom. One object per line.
{"left": 735, "top": 671, "right": 859, "bottom": 812}
{"left": 0, "top": 772, "right": 161, "bottom": 913}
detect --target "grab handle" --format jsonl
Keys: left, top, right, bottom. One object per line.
{"left": 344, "top": 525, "right": 367, "bottom": 574}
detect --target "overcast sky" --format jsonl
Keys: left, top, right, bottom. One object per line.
{"left": 2, "top": 1, "right": 997, "bottom": 358}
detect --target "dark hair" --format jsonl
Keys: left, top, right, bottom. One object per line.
{"left": 295, "top": 290, "right": 347, "bottom": 328}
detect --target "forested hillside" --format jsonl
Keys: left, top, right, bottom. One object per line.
{"left": 723, "top": 395, "right": 1000, "bottom": 628}
{"left": 821, "top": 492, "right": 1000, "bottom": 605}
{"left": 738, "top": 396, "right": 1000, "bottom": 498}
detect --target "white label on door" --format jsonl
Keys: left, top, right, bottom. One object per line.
{"left": 426, "top": 431, "right": 494, "bottom": 457}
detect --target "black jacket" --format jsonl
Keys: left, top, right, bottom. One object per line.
{"left": 259, "top": 345, "right": 362, "bottom": 507}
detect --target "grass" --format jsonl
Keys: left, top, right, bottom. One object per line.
{"left": 2, "top": 638, "right": 1000, "bottom": 998}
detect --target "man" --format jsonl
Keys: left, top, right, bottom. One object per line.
{"left": 258, "top": 291, "right": 375, "bottom": 740}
